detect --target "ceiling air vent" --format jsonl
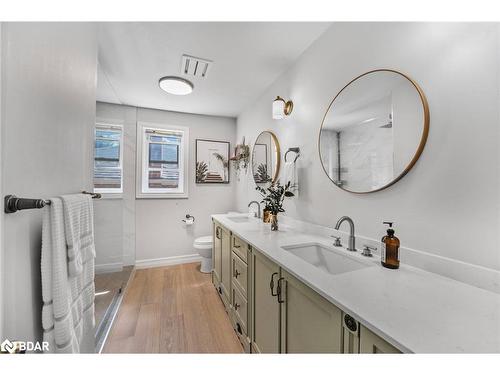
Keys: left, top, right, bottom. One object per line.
{"left": 181, "top": 54, "right": 212, "bottom": 78}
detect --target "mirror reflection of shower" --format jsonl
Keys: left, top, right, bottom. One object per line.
{"left": 331, "top": 110, "right": 395, "bottom": 190}
{"left": 319, "top": 70, "right": 427, "bottom": 193}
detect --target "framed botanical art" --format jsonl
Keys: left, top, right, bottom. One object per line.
{"left": 195, "top": 139, "right": 230, "bottom": 183}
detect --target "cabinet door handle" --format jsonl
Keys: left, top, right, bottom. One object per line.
{"left": 234, "top": 269, "right": 241, "bottom": 278}
{"left": 233, "top": 239, "right": 241, "bottom": 248}
{"left": 216, "top": 227, "right": 221, "bottom": 239}
{"left": 234, "top": 302, "right": 240, "bottom": 310}
{"left": 270, "top": 272, "right": 278, "bottom": 296}
{"left": 236, "top": 322, "right": 243, "bottom": 335}
{"left": 277, "top": 277, "right": 285, "bottom": 303}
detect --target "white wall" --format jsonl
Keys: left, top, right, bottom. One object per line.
{"left": 95, "top": 102, "right": 237, "bottom": 267}
{"left": 236, "top": 23, "right": 500, "bottom": 272}
{"left": 0, "top": 23, "right": 97, "bottom": 343}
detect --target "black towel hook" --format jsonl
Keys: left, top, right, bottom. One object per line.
{"left": 284, "top": 147, "right": 300, "bottom": 163}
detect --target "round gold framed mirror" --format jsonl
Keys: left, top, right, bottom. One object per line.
{"left": 252, "top": 131, "right": 281, "bottom": 186}
{"left": 318, "top": 69, "right": 430, "bottom": 193}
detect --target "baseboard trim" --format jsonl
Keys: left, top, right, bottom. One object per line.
{"left": 95, "top": 262, "right": 123, "bottom": 274}
{"left": 135, "top": 254, "right": 203, "bottom": 269}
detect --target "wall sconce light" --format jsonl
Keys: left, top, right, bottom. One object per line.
{"left": 272, "top": 96, "right": 293, "bottom": 120}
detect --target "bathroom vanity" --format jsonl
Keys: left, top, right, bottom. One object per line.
{"left": 212, "top": 214, "right": 500, "bottom": 354}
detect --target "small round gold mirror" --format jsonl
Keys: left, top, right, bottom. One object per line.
{"left": 252, "top": 131, "right": 281, "bottom": 186}
{"left": 319, "top": 69, "right": 429, "bottom": 193}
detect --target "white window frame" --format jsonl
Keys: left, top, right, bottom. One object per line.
{"left": 136, "top": 121, "right": 189, "bottom": 199}
{"left": 93, "top": 122, "right": 124, "bottom": 196}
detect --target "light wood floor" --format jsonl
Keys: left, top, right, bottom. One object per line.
{"left": 102, "top": 262, "right": 243, "bottom": 353}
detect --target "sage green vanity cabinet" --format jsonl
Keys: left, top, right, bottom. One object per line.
{"left": 342, "top": 312, "right": 361, "bottom": 353}
{"left": 341, "top": 313, "right": 401, "bottom": 353}
{"left": 251, "top": 249, "right": 281, "bottom": 353}
{"left": 212, "top": 221, "right": 222, "bottom": 285}
{"left": 230, "top": 234, "right": 252, "bottom": 353}
{"left": 280, "top": 269, "right": 343, "bottom": 353}
{"left": 359, "top": 325, "right": 401, "bottom": 353}
{"left": 232, "top": 250, "right": 248, "bottom": 297}
{"left": 213, "top": 221, "right": 231, "bottom": 308}
{"left": 213, "top": 220, "right": 403, "bottom": 354}
{"left": 250, "top": 250, "right": 342, "bottom": 353}
{"left": 220, "top": 225, "right": 231, "bottom": 307}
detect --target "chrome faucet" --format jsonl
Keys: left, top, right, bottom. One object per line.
{"left": 248, "top": 201, "right": 261, "bottom": 219}
{"left": 334, "top": 216, "right": 356, "bottom": 252}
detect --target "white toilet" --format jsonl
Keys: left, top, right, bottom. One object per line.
{"left": 194, "top": 235, "right": 213, "bottom": 273}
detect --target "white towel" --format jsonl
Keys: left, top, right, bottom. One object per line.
{"left": 61, "top": 194, "right": 95, "bottom": 277}
{"left": 41, "top": 196, "right": 96, "bottom": 353}
{"left": 283, "top": 161, "right": 299, "bottom": 198}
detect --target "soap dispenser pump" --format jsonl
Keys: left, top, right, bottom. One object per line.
{"left": 381, "top": 222, "right": 400, "bottom": 269}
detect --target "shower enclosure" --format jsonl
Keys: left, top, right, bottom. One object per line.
{"left": 94, "top": 265, "right": 133, "bottom": 351}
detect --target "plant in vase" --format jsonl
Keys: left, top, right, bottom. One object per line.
{"left": 255, "top": 181, "right": 294, "bottom": 231}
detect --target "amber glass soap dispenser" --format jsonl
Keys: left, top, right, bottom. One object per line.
{"left": 381, "top": 222, "right": 400, "bottom": 269}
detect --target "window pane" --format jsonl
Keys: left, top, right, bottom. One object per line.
{"left": 94, "top": 127, "right": 122, "bottom": 191}
{"left": 147, "top": 135, "right": 180, "bottom": 189}
{"left": 149, "top": 143, "right": 178, "bottom": 165}
{"left": 142, "top": 127, "right": 185, "bottom": 194}
{"left": 148, "top": 168, "right": 179, "bottom": 189}
{"left": 96, "top": 129, "right": 121, "bottom": 140}
{"left": 95, "top": 139, "right": 120, "bottom": 163}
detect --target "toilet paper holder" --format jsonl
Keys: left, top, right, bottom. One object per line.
{"left": 182, "top": 214, "right": 195, "bottom": 223}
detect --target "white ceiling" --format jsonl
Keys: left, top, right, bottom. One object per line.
{"left": 97, "top": 22, "right": 331, "bottom": 118}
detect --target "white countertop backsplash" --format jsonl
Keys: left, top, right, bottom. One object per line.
{"left": 212, "top": 213, "right": 500, "bottom": 353}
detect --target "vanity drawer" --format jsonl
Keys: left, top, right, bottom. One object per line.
{"left": 232, "top": 285, "right": 248, "bottom": 334}
{"left": 232, "top": 235, "right": 248, "bottom": 263}
{"left": 232, "top": 252, "right": 248, "bottom": 296}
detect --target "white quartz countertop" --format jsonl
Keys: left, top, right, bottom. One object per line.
{"left": 212, "top": 214, "right": 500, "bottom": 353}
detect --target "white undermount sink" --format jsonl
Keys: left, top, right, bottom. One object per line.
{"left": 227, "top": 216, "right": 252, "bottom": 223}
{"left": 281, "top": 242, "right": 372, "bottom": 275}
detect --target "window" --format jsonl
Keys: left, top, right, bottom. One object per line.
{"left": 137, "top": 122, "right": 189, "bottom": 198}
{"left": 93, "top": 123, "right": 123, "bottom": 194}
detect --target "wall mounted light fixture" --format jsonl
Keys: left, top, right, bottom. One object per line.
{"left": 272, "top": 96, "right": 293, "bottom": 120}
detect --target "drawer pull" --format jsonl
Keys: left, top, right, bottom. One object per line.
{"left": 234, "top": 269, "right": 241, "bottom": 278}
{"left": 234, "top": 302, "right": 240, "bottom": 310}
{"left": 233, "top": 237, "right": 241, "bottom": 248}
{"left": 270, "top": 272, "right": 278, "bottom": 296}
{"left": 277, "top": 277, "right": 285, "bottom": 303}
{"left": 236, "top": 322, "right": 243, "bottom": 335}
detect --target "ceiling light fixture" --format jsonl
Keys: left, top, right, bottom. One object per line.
{"left": 272, "top": 96, "right": 293, "bottom": 120}
{"left": 159, "top": 76, "right": 194, "bottom": 95}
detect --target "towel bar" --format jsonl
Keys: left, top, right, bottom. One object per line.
{"left": 4, "top": 191, "right": 102, "bottom": 214}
